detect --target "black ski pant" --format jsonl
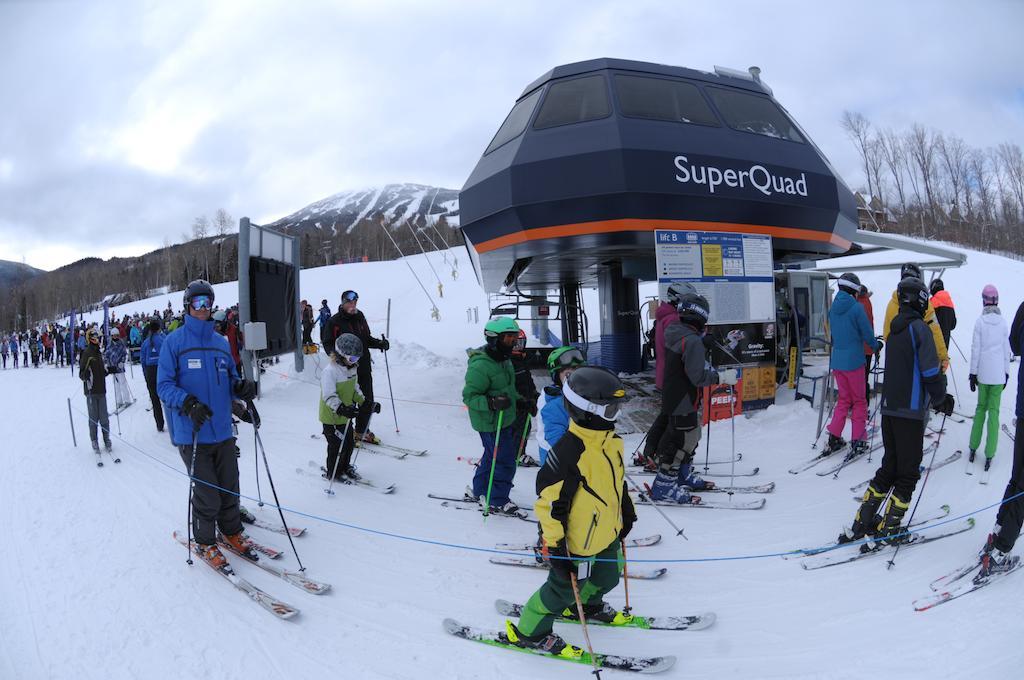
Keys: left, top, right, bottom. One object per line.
{"left": 85, "top": 394, "right": 111, "bottom": 446}
{"left": 355, "top": 362, "right": 375, "bottom": 435}
{"left": 868, "top": 415, "right": 926, "bottom": 503}
{"left": 302, "top": 321, "right": 314, "bottom": 345}
{"left": 994, "top": 417, "right": 1024, "bottom": 552}
{"left": 323, "top": 422, "right": 355, "bottom": 479}
{"left": 643, "top": 412, "right": 668, "bottom": 462}
{"left": 178, "top": 438, "right": 243, "bottom": 546}
{"left": 654, "top": 414, "right": 702, "bottom": 475}
{"left": 143, "top": 365, "right": 164, "bottom": 431}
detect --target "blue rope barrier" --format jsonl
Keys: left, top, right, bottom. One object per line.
{"left": 69, "top": 403, "right": 1024, "bottom": 564}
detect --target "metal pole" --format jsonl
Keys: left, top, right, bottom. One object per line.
{"left": 238, "top": 217, "right": 253, "bottom": 382}
{"left": 626, "top": 473, "right": 686, "bottom": 539}
{"left": 251, "top": 408, "right": 305, "bottom": 571}
{"left": 67, "top": 397, "right": 77, "bottom": 448}
{"left": 384, "top": 298, "right": 399, "bottom": 432}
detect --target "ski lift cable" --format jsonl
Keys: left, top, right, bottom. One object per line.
{"left": 404, "top": 219, "right": 445, "bottom": 294}
{"left": 375, "top": 219, "right": 440, "bottom": 316}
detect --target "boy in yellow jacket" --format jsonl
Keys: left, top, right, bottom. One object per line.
{"left": 505, "top": 366, "right": 636, "bottom": 658}
{"left": 883, "top": 263, "right": 948, "bottom": 370}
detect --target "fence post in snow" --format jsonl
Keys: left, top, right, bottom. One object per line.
{"left": 473, "top": 307, "right": 479, "bottom": 324}
{"left": 67, "top": 397, "right": 77, "bottom": 448}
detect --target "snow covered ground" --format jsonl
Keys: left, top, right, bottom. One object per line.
{"left": 1, "top": 244, "right": 1021, "bottom": 679}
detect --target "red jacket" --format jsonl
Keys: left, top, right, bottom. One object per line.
{"left": 857, "top": 294, "right": 874, "bottom": 356}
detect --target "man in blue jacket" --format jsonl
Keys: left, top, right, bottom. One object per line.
{"left": 824, "top": 273, "right": 882, "bottom": 458}
{"left": 140, "top": 318, "right": 165, "bottom": 432}
{"left": 158, "top": 280, "right": 259, "bottom": 569}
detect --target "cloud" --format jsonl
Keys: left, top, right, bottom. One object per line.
{"left": 1, "top": 0, "right": 1021, "bottom": 271}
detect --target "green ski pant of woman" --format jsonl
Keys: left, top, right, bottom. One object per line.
{"left": 516, "top": 541, "right": 621, "bottom": 637}
{"left": 969, "top": 383, "right": 1004, "bottom": 458}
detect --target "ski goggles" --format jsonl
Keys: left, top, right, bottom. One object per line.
{"left": 562, "top": 379, "right": 624, "bottom": 421}
{"left": 551, "top": 347, "right": 585, "bottom": 369}
{"left": 190, "top": 295, "right": 213, "bottom": 311}
{"left": 341, "top": 290, "right": 359, "bottom": 303}
{"left": 339, "top": 353, "right": 361, "bottom": 365}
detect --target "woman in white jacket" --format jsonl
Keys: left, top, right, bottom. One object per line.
{"left": 968, "top": 284, "right": 1012, "bottom": 471}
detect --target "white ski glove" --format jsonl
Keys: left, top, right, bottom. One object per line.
{"left": 717, "top": 368, "right": 739, "bottom": 385}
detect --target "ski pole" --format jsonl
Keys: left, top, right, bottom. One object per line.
{"left": 702, "top": 409, "right": 712, "bottom": 473}
{"left": 483, "top": 409, "right": 506, "bottom": 519}
{"left": 948, "top": 361, "right": 961, "bottom": 404}
{"left": 628, "top": 430, "right": 649, "bottom": 466}
{"left": 620, "top": 539, "right": 632, "bottom": 616}
{"left": 569, "top": 569, "right": 602, "bottom": 679}
{"left": 384, "top": 298, "right": 399, "bottom": 432}
{"left": 250, "top": 403, "right": 305, "bottom": 572}
{"left": 887, "top": 412, "right": 946, "bottom": 570}
{"left": 513, "top": 413, "right": 532, "bottom": 468}
{"left": 186, "top": 428, "right": 199, "bottom": 565}
{"left": 625, "top": 473, "right": 687, "bottom": 539}
{"left": 728, "top": 384, "right": 737, "bottom": 499}
{"left": 66, "top": 397, "right": 77, "bottom": 448}
{"left": 114, "top": 399, "right": 122, "bottom": 437}
{"left": 325, "top": 419, "right": 354, "bottom": 496}
{"left": 254, "top": 427, "right": 263, "bottom": 507}
{"left": 950, "top": 336, "right": 968, "bottom": 362}
{"left": 351, "top": 404, "right": 379, "bottom": 468}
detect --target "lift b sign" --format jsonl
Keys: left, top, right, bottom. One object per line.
{"left": 673, "top": 155, "right": 808, "bottom": 198}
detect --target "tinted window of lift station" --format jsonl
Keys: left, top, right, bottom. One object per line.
{"left": 706, "top": 87, "right": 805, "bottom": 143}
{"left": 614, "top": 74, "right": 719, "bottom": 126}
{"left": 485, "top": 89, "right": 542, "bottom": 154}
{"left": 532, "top": 75, "right": 611, "bottom": 130}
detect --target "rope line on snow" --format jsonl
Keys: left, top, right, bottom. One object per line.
{"left": 68, "top": 403, "right": 1023, "bottom": 564}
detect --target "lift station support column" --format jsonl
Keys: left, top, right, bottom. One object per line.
{"left": 598, "top": 263, "right": 641, "bottom": 373}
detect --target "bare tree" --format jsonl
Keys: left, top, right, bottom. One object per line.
{"left": 906, "top": 124, "right": 939, "bottom": 232}
{"left": 878, "top": 129, "right": 908, "bottom": 217}
{"left": 936, "top": 133, "right": 970, "bottom": 219}
{"left": 841, "top": 111, "right": 877, "bottom": 196}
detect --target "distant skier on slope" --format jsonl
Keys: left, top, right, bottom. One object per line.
{"left": 79, "top": 327, "right": 112, "bottom": 453}
{"left": 462, "top": 317, "right": 521, "bottom": 515}
{"left": 318, "top": 333, "right": 370, "bottom": 483}
{"left": 840, "top": 277, "right": 954, "bottom": 547}
{"left": 822, "top": 273, "right": 882, "bottom": 459}
{"left": 104, "top": 328, "right": 131, "bottom": 410}
{"left": 967, "top": 285, "right": 1011, "bottom": 471}
{"left": 510, "top": 329, "right": 540, "bottom": 467}
{"left": 157, "top": 279, "right": 260, "bottom": 569}
{"left": 648, "top": 292, "right": 737, "bottom": 503}
{"left": 535, "top": 346, "right": 587, "bottom": 466}
{"left": 320, "top": 290, "right": 390, "bottom": 445}
{"left": 504, "top": 366, "right": 636, "bottom": 657}
{"left": 976, "top": 296, "right": 1024, "bottom": 577}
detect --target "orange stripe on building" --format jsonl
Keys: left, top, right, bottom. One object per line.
{"left": 472, "top": 218, "right": 851, "bottom": 253}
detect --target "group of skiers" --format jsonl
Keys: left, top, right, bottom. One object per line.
{"left": 2, "top": 327, "right": 70, "bottom": 369}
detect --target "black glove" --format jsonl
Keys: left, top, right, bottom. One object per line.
{"left": 874, "top": 339, "right": 884, "bottom": 355}
{"left": 233, "top": 400, "right": 261, "bottom": 428}
{"left": 372, "top": 401, "right": 382, "bottom": 414}
{"left": 379, "top": 336, "right": 390, "bottom": 352}
{"left": 620, "top": 496, "right": 636, "bottom": 541}
{"left": 701, "top": 334, "right": 717, "bottom": 352}
{"left": 182, "top": 395, "right": 213, "bottom": 430}
{"left": 335, "top": 402, "right": 359, "bottom": 418}
{"left": 968, "top": 374, "right": 977, "bottom": 392}
{"left": 546, "top": 542, "right": 576, "bottom": 580}
{"left": 487, "top": 394, "right": 512, "bottom": 411}
{"left": 933, "top": 393, "right": 955, "bottom": 417}
{"left": 517, "top": 399, "right": 538, "bottom": 418}
{"left": 1006, "top": 374, "right": 1010, "bottom": 389}
{"left": 234, "top": 379, "right": 258, "bottom": 401}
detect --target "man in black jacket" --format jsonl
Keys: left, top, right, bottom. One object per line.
{"left": 320, "top": 290, "right": 390, "bottom": 443}
{"left": 79, "top": 327, "right": 112, "bottom": 453}
{"left": 841, "top": 277, "right": 954, "bottom": 547}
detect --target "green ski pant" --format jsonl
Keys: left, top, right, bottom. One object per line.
{"left": 969, "top": 383, "right": 1004, "bottom": 458}
{"left": 516, "top": 541, "right": 621, "bottom": 637}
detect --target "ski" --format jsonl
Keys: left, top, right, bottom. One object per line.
{"left": 495, "top": 534, "right": 661, "bottom": 552}
{"left": 95, "top": 450, "right": 103, "bottom": 467}
{"left": 629, "top": 452, "right": 741, "bottom": 470}
{"left": 172, "top": 531, "right": 298, "bottom": 619}
{"left": 632, "top": 491, "right": 766, "bottom": 510}
{"left": 980, "top": 462, "right": 992, "bottom": 485}
{"left": 488, "top": 555, "right": 667, "bottom": 579}
{"left": 105, "top": 447, "right": 121, "bottom": 464}
{"left": 850, "top": 451, "right": 962, "bottom": 493}
{"left": 687, "top": 482, "right": 775, "bottom": 494}
{"left": 915, "top": 561, "right": 1022, "bottom": 611}
{"left": 494, "top": 599, "right": 714, "bottom": 631}
{"left": 929, "top": 558, "right": 984, "bottom": 591}
{"left": 309, "top": 433, "right": 428, "bottom": 458}
{"left": 965, "top": 449, "right": 976, "bottom": 476}
{"left": 1002, "top": 423, "right": 1015, "bottom": 442}
{"left": 437, "top": 500, "right": 533, "bottom": 522}
{"left": 783, "top": 505, "right": 952, "bottom": 559}
{"left": 443, "top": 619, "right": 675, "bottom": 673}
{"left": 788, "top": 444, "right": 848, "bottom": 474}
{"left": 297, "top": 463, "right": 397, "bottom": 494}
{"left": 815, "top": 443, "right": 884, "bottom": 477}
{"left": 239, "top": 505, "right": 305, "bottom": 537}
{"left": 799, "top": 519, "right": 975, "bottom": 570}
{"left": 216, "top": 536, "right": 331, "bottom": 595}
{"left": 630, "top": 466, "right": 760, "bottom": 478}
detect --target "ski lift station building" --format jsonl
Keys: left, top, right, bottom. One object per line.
{"left": 459, "top": 58, "right": 959, "bottom": 374}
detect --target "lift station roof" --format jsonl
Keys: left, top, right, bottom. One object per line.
{"left": 460, "top": 58, "right": 859, "bottom": 292}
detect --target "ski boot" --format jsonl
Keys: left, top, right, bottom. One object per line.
{"left": 104, "top": 440, "right": 113, "bottom": 453}
{"left": 463, "top": 486, "right": 480, "bottom": 503}
{"left": 239, "top": 505, "right": 256, "bottom": 524}
{"left": 504, "top": 621, "right": 583, "bottom": 659}
{"left": 968, "top": 449, "right": 977, "bottom": 463}
{"left": 978, "top": 549, "right": 1019, "bottom": 579}
{"left": 560, "top": 601, "right": 634, "bottom": 626}
{"left": 196, "top": 543, "right": 229, "bottom": 570}
{"left": 677, "top": 464, "right": 714, "bottom": 490}
{"left": 489, "top": 501, "right": 521, "bottom": 516}
{"left": 870, "top": 494, "right": 911, "bottom": 549}
{"left": 517, "top": 452, "right": 539, "bottom": 467}
{"left": 344, "top": 465, "right": 362, "bottom": 481}
{"left": 838, "top": 485, "right": 886, "bottom": 544}
{"left": 91, "top": 441, "right": 100, "bottom": 453}
{"left": 823, "top": 433, "right": 847, "bottom": 455}
{"left": 984, "top": 458, "right": 992, "bottom": 472}
{"left": 354, "top": 430, "right": 381, "bottom": 445}
{"left": 849, "top": 439, "right": 870, "bottom": 458}
{"left": 648, "top": 471, "right": 693, "bottom": 504}
{"left": 221, "top": 532, "right": 260, "bottom": 561}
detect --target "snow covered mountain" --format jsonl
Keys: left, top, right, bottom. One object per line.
{"left": 0, "top": 258, "right": 44, "bottom": 291}
{"left": 268, "top": 183, "right": 460, "bottom": 237}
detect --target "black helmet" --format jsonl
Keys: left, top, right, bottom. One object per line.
{"left": 183, "top": 279, "right": 215, "bottom": 310}
{"left": 837, "top": 272, "right": 863, "bottom": 295}
{"left": 334, "top": 333, "right": 363, "bottom": 363}
{"left": 897, "top": 277, "right": 929, "bottom": 316}
{"left": 665, "top": 282, "right": 697, "bottom": 306}
{"left": 930, "top": 278, "right": 944, "bottom": 295}
{"left": 676, "top": 293, "right": 710, "bottom": 329}
{"left": 900, "top": 263, "right": 923, "bottom": 281}
{"left": 562, "top": 366, "right": 628, "bottom": 430}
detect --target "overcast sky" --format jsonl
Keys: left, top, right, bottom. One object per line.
{"left": 1, "top": 0, "right": 1022, "bottom": 271}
